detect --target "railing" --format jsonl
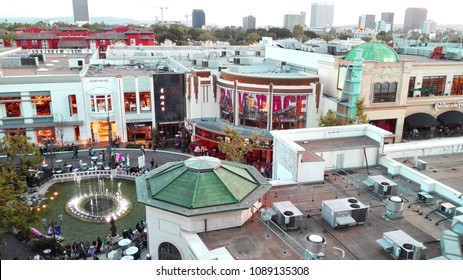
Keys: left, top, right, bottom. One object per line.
{"left": 52, "top": 169, "right": 143, "bottom": 181}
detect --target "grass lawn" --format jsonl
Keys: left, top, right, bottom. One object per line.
{"left": 31, "top": 178, "right": 146, "bottom": 245}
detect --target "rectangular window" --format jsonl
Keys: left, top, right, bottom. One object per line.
{"left": 451, "top": 75, "right": 463, "bottom": 95}
{"left": 124, "top": 92, "right": 137, "bottom": 112}
{"left": 408, "top": 77, "right": 416, "bottom": 97}
{"left": 373, "top": 82, "right": 397, "bottom": 103}
{"left": 422, "top": 76, "right": 446, "bottom": 96}
{"left": 139, "top": 92, "right": 151, "bottom": 112}
{"left": 69, "top": 95, "right": 78, "bottom": 115}
{"left": 32, "top": 95, "right": 51, "bottom": 116}
{"left": 0, "top": 97, "right": 22, "bottom": 117}
{"left": 32, "top": 40, "right": 38, "bottom": 45}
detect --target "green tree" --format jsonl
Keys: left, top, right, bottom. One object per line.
{"left": 354, "top": 97, "right": 369, "bottom": 124}
{"left": 0, "top": 134, "right": 42, "bottom": 236}
{"left": 318, "top": 109, "right": 344, "bottom": 127}
{"left": 318, "top": 97, "right": 369, "bottom": 126}
{"left": 1, "top": 31, "right": 16, "bottom": 46}
{"left": 244, "top": 32, "right": 261, "bottom": 44}
{"left": 218, "top": 123, "right": 258, "bottom": 163}
{"left": 292, "top": 25, "right": 305, "bottom": 40}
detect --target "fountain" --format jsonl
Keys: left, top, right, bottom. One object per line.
{"left": 65, "top": 173, "right": 132, "bottom": 223}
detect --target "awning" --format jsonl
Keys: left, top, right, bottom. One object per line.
{"left": 437, "top": 110, "right": 463, "bottom": 125}
{"left": 335, "top": 215, "right": 356, "bottom": 226}
{"left": 405, "top": 113, "right": 440, "bottom": 128}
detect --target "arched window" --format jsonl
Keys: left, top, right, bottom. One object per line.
{"left": 158, "top": 242, "right": 182, "bottom": 260}
{"left": 373, "top": 82, "right": 397, "bottom": 103}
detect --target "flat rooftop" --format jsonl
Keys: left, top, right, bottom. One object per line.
{"left": 199, "top": 162, "right": 453, "bottom": 260}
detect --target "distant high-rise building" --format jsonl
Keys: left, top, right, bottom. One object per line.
{"left": 420, "top": 20, "right": 437, "bottom": 35}
{"left": 243, "top": 15, "right": 256, "bottom": 30}
{"left": 359, "top": 14, "right": 376, "bottom": 30}
{"left": 72, "top": 0, "right": 89, "bottom": 25}
{"left": 404, "top": 8, "right": 427, "bottom": 32}
{"left": 310, "top": 2, "right": 334, "bottom": 29}
{"left": 376, "top": 20, "right": 392, "bottom": 33}
{"left": 283, "top": 12, "right": 306, "bottom": 31}
{"left": 381, "top": 12, "right": 394, "bottom": 31}
{"left": 192, "top": 9, "right": 206, "bottom": 29}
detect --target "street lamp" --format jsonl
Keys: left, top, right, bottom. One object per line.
{"left": 107, "top": 111, "right": 113, "bottom": 168}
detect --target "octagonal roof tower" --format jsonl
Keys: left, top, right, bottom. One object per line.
{"left": 136, "top": 156, "right": 271, "bottom": 217}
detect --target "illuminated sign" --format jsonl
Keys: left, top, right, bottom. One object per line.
{"left": 434, "top": 101, "right": 463, "bottom": 110}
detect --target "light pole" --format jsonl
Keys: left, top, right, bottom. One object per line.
{"left": 107, "top": 111, "right": 113, "bottom": 168}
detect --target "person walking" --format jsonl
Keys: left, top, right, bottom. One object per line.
{"left": 150, "top": 158, "right": 154, "bottom": 170}
{"left": 72, "top": 144, "right": 79, "bottom": 160}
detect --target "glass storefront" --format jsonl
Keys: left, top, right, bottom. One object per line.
{"left": 90, "top": 121, "right": 115, "bottom": 142}
{"left": 219, "top": 88, "right": 308, "bottom": 129}
{"left": 127, "top": 122, "right": 152, "bottom": 141}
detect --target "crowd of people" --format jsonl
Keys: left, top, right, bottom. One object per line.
{"left": 32, "top": 220, "right": 147, "bottom": 260}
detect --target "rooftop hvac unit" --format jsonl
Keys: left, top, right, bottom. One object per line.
{"left": 271, "top": 201, "right": 303, "bottom": 231}
{"left": 366, "top": 175, "right": 398, "bottom": 198}
{"left": 376, "top": 230, "right": 426, "bottom": 260}
{"left": 439, "top": 202, "right": 456, "bottom": 218}
{"left": 416, "top": 159, "right": 427, "bottom": 170}
{"left": 321, "top": 197, "right": 368, "bottom": 229}
{"left": 417, "top": 192, "right": 434, "bottom": 205}
{"left": 385, "top": 196, "right": 404, "bottom": 220}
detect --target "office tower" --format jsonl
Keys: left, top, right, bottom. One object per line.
{"left": 192, "top": 9, "right": 206, "bottom": 29}
{"left": 404, "top": 8, "right": 427, "bottom": 32}
{"left": 283, "top": 12, "right": 306, "bottom": 31}
{"left": 358, "top": 14, "right": 376, "bottom": 30}
{"left": 243, "top": 15, "right": 256, "bottom": 30}
{"left": 72, "top": 0, "right": 90, "bottom": 24}
{"left": 381, "top": 12, "right": 394, "bottom": 31}
{"left": 310, "top": 2, "right": 334, "bottom": 28}
{"left": 420, "top": 20, "right": 437, "bottom": 35}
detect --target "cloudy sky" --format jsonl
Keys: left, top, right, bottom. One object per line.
{"left": 0, "top": 0, "right": 460, "bottom": 27}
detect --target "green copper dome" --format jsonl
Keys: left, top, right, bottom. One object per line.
{"left": 146, "top": 156, "right": 260, "bottom": 209}
{"left": 345, "top": 42, "right": 400, "bottom": 63}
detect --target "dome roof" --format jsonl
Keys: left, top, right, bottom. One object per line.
{"left": 345, "top": 42, "right": 400, "bottom": 63}
{"left": 145, "top": 156, "right": 262, "bottom": 209}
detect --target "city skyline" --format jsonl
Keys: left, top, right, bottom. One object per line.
{"left": 0, "top": 0, "right": 460, "bottom": 28}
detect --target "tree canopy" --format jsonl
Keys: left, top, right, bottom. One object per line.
{"left": 0, "top": 135, "right": 42, "bottom": 236}
{"left": 218, "top": 123, "right": 258, "bottom": 163}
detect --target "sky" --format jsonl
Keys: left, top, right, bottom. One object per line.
{"left": 0, "top": 0, "right": 461, "bottom": 27}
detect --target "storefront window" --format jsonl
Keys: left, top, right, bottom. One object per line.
{"left": 0, "top": 97, "right": 22, "bottom": 117}
{"left": 220, "top": 88, "right": 234, "bottom": 123}
{"left": 124, "top": 92, "right": 136, "bottom": 112}
{"left": 69, "top": 95, "right": 78, "bottom": 115}
{"left": 36, "top": 129, "right": 55, "bottom": 144}
{"left": 451, "top": 75, "right": 463, "bottom": 95}
{"left": 32, "top": 95, "right": 51, "bottom": 116}
{"left": 373, "top": 82, "right": 397, "bottom": 103}
{"left": 139, "top": 92, "right": 151, "bottom": 112}
{"left": 407, "top": 77, "right": 416, "bottom": 97}
{"left": 422, "top": 76, "right": 446, "bottom": 96}
{"left": 91, "top": 95, "right": 112, "bottom": 112}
